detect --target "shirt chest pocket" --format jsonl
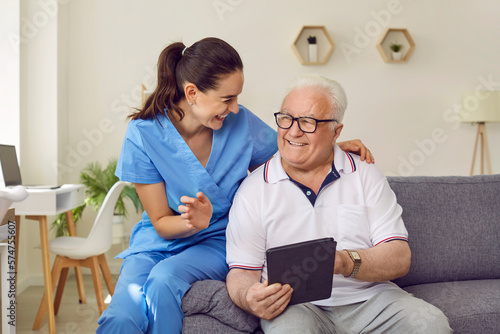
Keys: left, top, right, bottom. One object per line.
{"left": 337, "top": 205, "right": 371, "bottom": 249}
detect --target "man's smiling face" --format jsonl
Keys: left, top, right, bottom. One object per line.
{"left": 277, "top": 86, "right": 343, "bottom": 173}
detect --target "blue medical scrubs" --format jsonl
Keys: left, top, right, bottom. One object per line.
{"left": 97, "top": 106, "right": 277, "bottom": 334}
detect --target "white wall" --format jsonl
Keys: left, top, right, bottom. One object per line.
{"left": 12, "top": 0, "right": 63, "bottom": 292}
{"left": 0, "top": 0, "right": 20, "bottom": 147}
{"left": 14, "top": 0, "right": 500, "bottom": 288}
{"left": 63, "top": 0, "right": 500, "bottom": 179}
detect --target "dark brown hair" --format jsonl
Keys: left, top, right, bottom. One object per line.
{"left": 130, "top": 37, "right": 243, "bottom": 121}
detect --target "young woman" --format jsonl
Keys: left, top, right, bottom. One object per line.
{"left": 97, "top": 37, "right": 373, "bottom": 334}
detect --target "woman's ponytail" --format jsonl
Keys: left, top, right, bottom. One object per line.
{"left": 130, "top": 42, "right": 185, "bottom": 121}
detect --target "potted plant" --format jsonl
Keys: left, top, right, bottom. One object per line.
{"left": 51, "top": 203, "right": 86, "bottom": 237}
{"left": 389, "top": 42, "right": 403, "bottom": 60}
{"left": 307, "top": 35, "right": 318, "bottom": 63}
{"left": 52, "top": 158, "right": 143, "bottom": 244}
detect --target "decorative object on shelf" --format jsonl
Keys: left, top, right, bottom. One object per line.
{"left": 307, "top": 35, "right": 318, "bottom": 63}
{"left": 389, "top": 42, "right": 403, "bottom": 60}
{"left": 376, "top": 28, "right": 415, "bottom": 63}
{"left": 460, "top": 91, "right": 500, "bottom": 175}
{"left": 292, "top": 25, "right": 335, "bottom": 65}
{"left": 52, "top": 159, "right": 143, "bottom": 244}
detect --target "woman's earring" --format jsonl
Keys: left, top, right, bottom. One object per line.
{"left": 189, "top": 102, "right": 194, "bottom": 106}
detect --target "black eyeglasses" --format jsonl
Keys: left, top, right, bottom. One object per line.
{"left": 274, "top": 112, "right": 337, "bottom": 133}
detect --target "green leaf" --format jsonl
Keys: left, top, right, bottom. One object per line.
{"left": 390, "top": 43, "right": 403, "bottom": 52}
{"left": 51, "top": 205, "right": 86, "bottom": 237}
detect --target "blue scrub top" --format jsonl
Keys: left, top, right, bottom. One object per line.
{"left": 115, "top": 105, "right": 278, "bottom": 258}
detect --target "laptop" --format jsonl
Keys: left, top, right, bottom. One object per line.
{"left": 0, "top": 144, "right": 61, "bottom": 189}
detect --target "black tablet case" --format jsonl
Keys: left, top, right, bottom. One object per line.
{"left": 266, "top": 237, "right": 337, "bottom": 305}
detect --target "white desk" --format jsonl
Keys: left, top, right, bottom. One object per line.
{"left": 11, "top": 184, "right": 85, "bottom": 334}
{"left": 12, "top": 184, "right": 84, "bottom": 216}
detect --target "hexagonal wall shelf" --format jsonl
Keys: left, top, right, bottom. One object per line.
{"left": 376, "top": 28, "right": 415, "bottom": 63}
{"left": 292, "top": 25, "right": 335, "bottom": 65}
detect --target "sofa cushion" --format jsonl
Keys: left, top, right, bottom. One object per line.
{"left": 388, "top": 175, "right": 500, "bottom": 287}
{"left": 183, "top": 314, "right": 253, "bottom": 334}
{"left": 182, "top": 280, "right": 260, "bottom": 333}
{"left": 403, "top": 279, "right": 500, "bottom": 334}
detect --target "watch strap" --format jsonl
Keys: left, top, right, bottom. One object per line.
{"left": 345, "top": 250, "right": 361, "bottom": 278}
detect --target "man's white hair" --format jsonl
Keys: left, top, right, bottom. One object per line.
{"left": 284, "top": 74, "right": 348, "bottom": 123}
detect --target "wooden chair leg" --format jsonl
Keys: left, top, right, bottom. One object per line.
{"left": 32, "top": 256, "right": 63, "bottom": 330}
{"left": 54, "top": 267, "right": 69, "bottom": 315}
{"left": 74, "top": 266, "right": 86, "bottom": 303}
{"left": 98, "top": 253, "right": 115, "bottom": 295}
{"left": 65, "top": 210, "right": 87, "bottom": 304}
{"left": 87, "top": 256, "right": 106, "bottom": 314}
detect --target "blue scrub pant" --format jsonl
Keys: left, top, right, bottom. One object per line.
{"left": 96, "top": 237, "right": 228, "bottom": 334}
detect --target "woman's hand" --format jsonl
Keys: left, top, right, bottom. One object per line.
{"left": 135, "top": 183, "right": 212, "bottom": 238}
{"left": 338, "top": 139, "right": 375, "bottom": 164}
{"left": 178, "top": 192, "right": 213, "bottom": 230}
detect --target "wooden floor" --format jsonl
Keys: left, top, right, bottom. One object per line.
{"left": 9, "top": 273, "right": 117, "bottom": 334}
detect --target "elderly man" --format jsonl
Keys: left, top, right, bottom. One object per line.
{"left": 225, "top": 75, "right": 452, "bottom": 333}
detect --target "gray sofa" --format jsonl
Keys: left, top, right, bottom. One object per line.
{"left": 182, "top": 174, "right": 500, "bottom": 333}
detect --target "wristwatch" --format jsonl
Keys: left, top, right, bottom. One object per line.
{"left": 345, "top": 250, "right": 361, "bottom": 278}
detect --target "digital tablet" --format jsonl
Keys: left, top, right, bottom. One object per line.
{"left": 266, "top": 237, "right": 337, "bottom": 305}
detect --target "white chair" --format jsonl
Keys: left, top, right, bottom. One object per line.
{"left": 32, "top": 181, "right": 129, "bottom": 327}
{"left": 0, "top": 185, "right": 29, "bottom": 334}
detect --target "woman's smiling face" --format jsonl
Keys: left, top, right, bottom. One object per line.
{"left": 190, "top": 70, "right": 244, "bottom": 130}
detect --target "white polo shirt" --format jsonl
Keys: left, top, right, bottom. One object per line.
{"left": 226, "top": 144, "right": 408, "bottom": 307}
